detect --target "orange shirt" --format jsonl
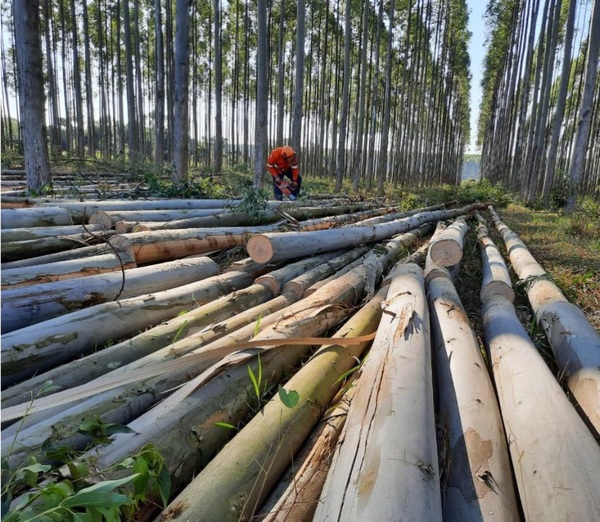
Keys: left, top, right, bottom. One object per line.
{"left": 267, "top": 147, "right": 299, "bottom": 181}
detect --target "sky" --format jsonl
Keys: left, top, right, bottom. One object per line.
{"left": 466, "top": 0, "right": 488, "bottom": 155}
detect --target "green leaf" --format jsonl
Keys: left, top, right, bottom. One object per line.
{"left": 278, "top": 387, "right": 300, "bottom": 409}
{"left": 61, "top": 491, "right": 133, "bottom": 509}
{"left": 72, "top": 474, "right": 139, "bottom": 496}
{"left": 247, "top": 365, "right": 260, "bottom": 399}
{"left": 115, "top": 457, "right": 135, "bottom": 470}
{"left": 214, "top": 422, "right": 238, "bottom": 430}
{"left": 158, "top": 464, "right": 171, "bottom": 507}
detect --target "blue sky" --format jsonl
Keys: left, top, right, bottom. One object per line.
{"left": 467, "top": 0, "right": 487, "bottom": 154}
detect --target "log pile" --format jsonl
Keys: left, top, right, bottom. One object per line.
{"left": 1, "top": 196, "right": 599, "bottom": 521}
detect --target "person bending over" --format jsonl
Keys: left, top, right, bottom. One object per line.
{"left": 267, "top": 145, "right": 302, "bottom": 200}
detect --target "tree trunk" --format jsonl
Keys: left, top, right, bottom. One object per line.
{"left": 254, "top": 0, "right": 268, "bottom": 189}
{"left": 154, "top": 0, "right": 165, "bottom": 162}
{"left": 1, "top": 257, "right": 219, "bottom": 332}
{"left": 566, "top": 0, "right": 600, "bottom": 211}
{"left": 247, "top": 203, "right": 484, "bottom": 263}
{"left": 427, "top": 216, "right": 469, "bottom": 267}
{"left": 1, "top": 207, "right": 73, "bottom": 228}
{"left": 1, "top": 272, "right": 254, "bottom": 388}
{"left": 214, "top": 0, "right": 223, "bottom": 173}
{"left": 0, "top": 224, "right": 107, "bottom": 243}
{"left": 292, "top": 0, "right": 305, "bottom": 155}
{"left": 482, "top": 294, "right": 600, "bottom": 520}
{"left": 335, "top": 0, "right": 351, "bottom": 191}
{"left": 13, "top": 0, "right": 51, "bottom": 194}
{"left": 489, "top": 206, "right": 600, "bottom": 434}
{"left": 315, "top": 264, "right": 442, "bottom": 521}
{"left": 173, "top": 0, "right": 190, "bottom": 182}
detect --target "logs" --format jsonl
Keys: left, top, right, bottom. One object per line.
{"left": 1, "top": 257, "right": 219, "bottom": 332}
{"left": 489, "top": 206, "right": 600, "bottom": 434}
{"left": 428, "top": 216, "right": 469, "bottom": 267}
{"left": 427, "top": 266, "right": 519, "bottom": 520}
{"left": 246, "top": 203, "right": 484, "bottom": 263}
{"left": 315, "top": 264, "right": 442, "bottom": 521}
{"left": 482, "top": 294, "right": 600, "bottom": 520}
{"left": 1, "top": 206, "right": 73, "bottom": 228}
{"left": 1, "top": 271, "right": 254, "bottom": 387}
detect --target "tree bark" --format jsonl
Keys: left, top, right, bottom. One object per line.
{"left": 247, "top": 204, "right": 484, "bottom": 263}
{"left": 315, "top": 264, "right": 442, "bottom": 521}
{"left": 1, "top": 272, "right": 253, "bottom": 388}
{"left": 1, "top": 257, "right": 219, "bottom": 332}
{"left": 173, "top": 0, "right": 190, "bottom": 182}
{"left": 482, "top": 294, "right": 600, "bottom": 520}
{"left": 1, "top": 207, "right": 73, "bottom": 229}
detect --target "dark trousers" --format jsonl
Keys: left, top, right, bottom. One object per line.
{"left": 273, "top": 170, "right": 302, "bottom": 200}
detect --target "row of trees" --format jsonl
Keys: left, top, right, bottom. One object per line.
{"left": 3, "top": 0, "right": 471, "bottom": 193}
{"left": 478, "top": 0, "right": 599, "bottom": 208}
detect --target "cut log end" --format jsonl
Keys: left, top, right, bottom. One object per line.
{"left": 481, "top": 281, "right": 516, "bottom": 304}
{"left": 429, "top": 239, "right": 463, "bottom": 267}
{"left": 254, "top": 275, "right": 281, "bottom": 295}
{"left": 247, "top": 235, "right": 274, "bottom": 264}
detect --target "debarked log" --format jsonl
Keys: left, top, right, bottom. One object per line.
{"left": 489, "top": 206, "right": 600, "bottom": 434}
{"left": 482, "top": 295, "right": 600, "bottom": 520}
{"left": 427, "top": 268, "right": 519, "bottom": 521}
{"left": 315, "top": 264, "right": 442, "bottom": 522}
{"left": 1, "top": 271, "right": 254, "bottom": 388}
{"left": 1, "top": 206, "right": 73, "bottom": 229}
{"left": 1, "top": 257, "right": 219, "bottom": 333}
{"left": 246, "top": 203, "right": 484, "bottom": 263}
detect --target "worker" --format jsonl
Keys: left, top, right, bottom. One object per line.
{"left": 267, "top": 145, "right": 302, "bottom": 201}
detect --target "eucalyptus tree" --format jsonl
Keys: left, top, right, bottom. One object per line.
{"left": 335, "top": 0, "right": 352, "bottom": 191}
{"left": 292, "top": 0, "right": 305, "bottom": 157}
{"left": 13, "top": 0, "right": 52, "bottom": 193}
{"left": 214, "top": 0, "right": 223, "bottom": 172}
{"left": 543, "top": 0, "right": 577, "bottom": 198}
{"left": 567, "top": 0, "right": 600, "bottom": 211}
{"left": 154, "top": 0, "right": 165, "bottom": 162}
{"left": 173, "top": 0, "right": 191, "bottom": 182}
{"left": 254, "top": 0, "right": 268, "bottom": 188}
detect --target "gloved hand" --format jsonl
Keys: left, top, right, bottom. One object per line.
{"left": 274, "top": 176, "right": 283, "bottom": 185}
{"left": 290, "top": 181, "right": 298, "bottom": 188}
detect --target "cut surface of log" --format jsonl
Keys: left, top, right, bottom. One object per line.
{"left": 428, "top": 216, "right": 469, "bottom": 267}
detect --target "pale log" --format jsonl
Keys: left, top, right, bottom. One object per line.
{"left": 254, "top": 249, "right": 346, "bottom": 294}
{"left": 489, "top": 206, "right": 600, "bottom": 433}
{"left": 475, "top": 212, "right": 514, "bottom": 302}
{"left": 1, "top": 252, "right": 137, "bottom": 289}
{"left": 428, "top": 216, "right": 469, "bottom": 267}
{"left": 1, "top": 206, "right": 73, "bottom": 228}
{"left": 1, "top": 231, "right": 117, "bottom": 263}
{"left": 88, "top": 208, "right": 225, "bottom": 227}
{"left": 482, "top": 295, "right": 600, "bottom": 520}
{"left": 0, "top": 283, "right": 280, "bottom": 408}
{"left": 427, "top": 270, "right": 519, "bottom": 521}
{"left": 283, "top": 246, "right": 370, "bottom": 298}
{"left": 246, "top": 203, "right": 484, "bottom": 263}
{"left": 315, "top": 264, "right": 441, "bottom": 521}
{"left": 1, "top": 271, "right": 254, "bottom": 387}
{"left": 0, "top": 223, "right": 107, "bottom": 242}
{"left": 1, "top": 235, "right": 134, "bottom": 268}
{"left": 1, "top": 257, "right": 219, "bottom": 333}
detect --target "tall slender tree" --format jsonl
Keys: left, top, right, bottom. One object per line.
{"left": 13, "top": 0, "right": 52, "bottom": 193}
{"left": 173, "top": 0, "right": 191, "bottom": 182}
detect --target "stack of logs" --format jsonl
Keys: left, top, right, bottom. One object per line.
{"left": 1, "top": 195, "right": 599, "bottom": 521}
